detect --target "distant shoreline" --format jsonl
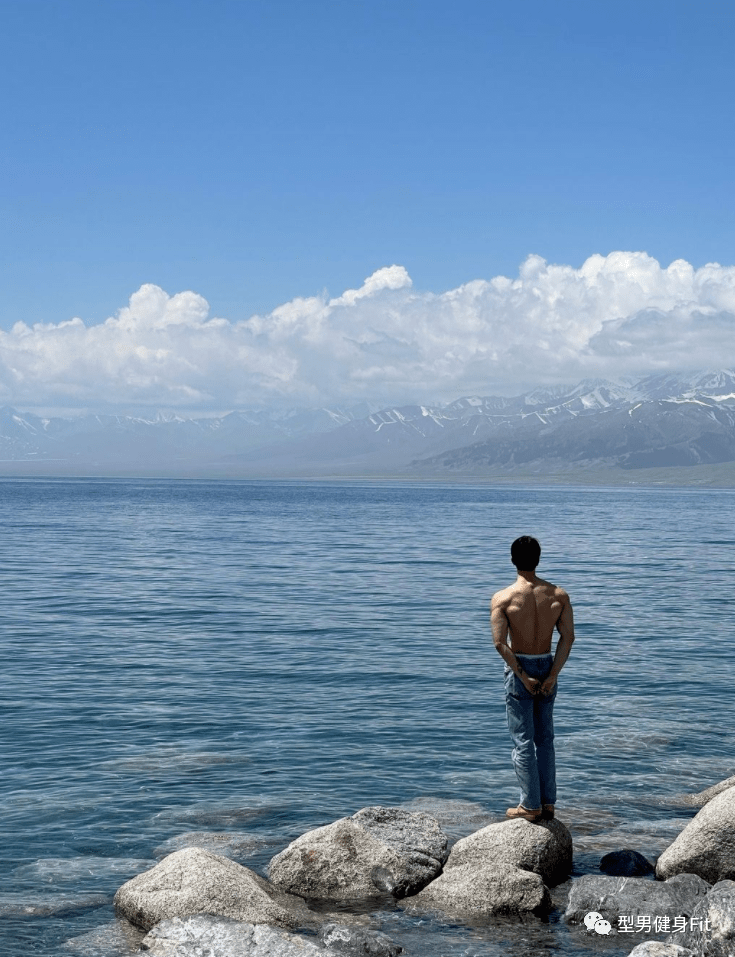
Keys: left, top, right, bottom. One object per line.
{"left": 2, "top": 462, "right": 735, "bottom": 487}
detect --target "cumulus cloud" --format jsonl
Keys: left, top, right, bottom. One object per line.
{"left": 4, "top": 253, "right": 735, "bottom": 413}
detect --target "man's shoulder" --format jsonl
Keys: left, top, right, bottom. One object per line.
{"left": 541, "top": 579, "right": 570, "bottom": 602}
{"left": 491, "top": 583, "right": 516, "bottom": 606}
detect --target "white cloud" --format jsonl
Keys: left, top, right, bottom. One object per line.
{"left": 4, "top": 253, "right": 735, "bottom": 413}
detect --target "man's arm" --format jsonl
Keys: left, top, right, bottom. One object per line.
{"left": 490, "top": 594, "right": 540, "bottom": 694}
{"left": 540, "top": 590, "right": 575, "bottom": 696}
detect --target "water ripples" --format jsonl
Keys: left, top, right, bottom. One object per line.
{"left": 1, "top": 479, "right": 734, "bottom": 956}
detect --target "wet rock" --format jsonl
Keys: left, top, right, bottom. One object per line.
{"left": 677, "top": 776, "right": 735, "bottom": 808}
{"left": 140, "top": 915, "right": 333, "bottom": 957}
{"left": 443, "top": 818, "right": 572, "bottom": 887}
{"left": 319, "top": 922, "right": 403, "bottom": 956}
{"left": 0, "top": 891, "right": 109, "bottom": 918}
{"left": 114, "top": 847, "right": 317, "bottom": 932}
{"left": 666, "top": 873, "right": 713, "bottom": 897}
{"left": 268, "top": 807, "right": 448, "bottom": 901}
{"left": 625, "top": 943, "right": 695, "bottom": 956}
{"left": 665, "top": 879, "right": 735, "bottom": 957}
{"left": 600, "top": 849, "right": 655, "bottom": 877}
{"left": 404, "top": 861, "right": 551, "bottom": 919}
{"left": 565, "top": 873, "right": 710, "bottom": 924}
{"left": 656, "top": 787, "right": 735, "bottom": 883}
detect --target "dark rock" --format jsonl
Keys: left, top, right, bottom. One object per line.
{"left": 600, "top": 849, "right": 656, "bottom": 877}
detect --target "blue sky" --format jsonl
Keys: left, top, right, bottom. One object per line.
{"left": 2, "top": 0, "right": 735, "bottom": 412}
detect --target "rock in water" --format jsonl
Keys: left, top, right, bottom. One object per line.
{"left": 319, "top": 922, "right": 403, "bottom": 956}
{"left": 665, "top": 879, "right": 735, "bottom": 957}
{"left": 268, "top": 807, "right": 448, "bottom": 901}
{"left": 404, "top": 861, "right": 551, "bottom": 919}
{"left": 114, "top": 847, "right": 316, "bottom": 932}
{"left": 565, "top": 873, "right": 710, "bottom": 925}
{"left": 600, "top": 849, "right": 655, "bottom": 877}
{"left": 678, "top": 775, "right": 735, "bottom": 808}
{"left": 141, "top": 915, "right": 333, "bottom": 957}
{"left": 656, "top": 787, "right": 735, "bottom": 883}
{"left": 443, "top": 818, "right": 572, "bottom": 887}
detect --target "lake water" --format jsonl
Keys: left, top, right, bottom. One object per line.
{"left": 1, "top": 478, "right": 733, "bottom": 957}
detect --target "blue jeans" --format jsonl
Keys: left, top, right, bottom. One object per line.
{"left": 504, "top": 653, "right": 557, "bottom": 810}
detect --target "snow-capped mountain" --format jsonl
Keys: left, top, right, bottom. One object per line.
{"left": 3, "top": 371, "right": 735, "bottom": 476}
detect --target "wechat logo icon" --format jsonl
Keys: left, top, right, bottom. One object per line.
{"left": 584, "top": 911, "right": 612, "bottom": 935}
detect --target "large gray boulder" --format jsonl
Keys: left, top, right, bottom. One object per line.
{"left": 404, "top": 861, "right": 551, "bottom": 918}
{"left": 268, "top": 807, "right": 448, "bottom": 901}
{"left": 657, "top": 788, "right": 735, "bottom": 883}
{"left": 444, "top": 818, "right": 572, "bottom": 887}
{"left": 114, "top": 847, "right": 317, "bottom": 932}
{"left": 665, "top": 879, "right": 735, "bottom": 957}
{"left": 678, "top": 776, "right": 735, "bottom": 808}
{"left": 140, "top": 915, "right": 335, "bottom": 957}
{"left": 565, "top": 873, "right": 710, "bottom": 925}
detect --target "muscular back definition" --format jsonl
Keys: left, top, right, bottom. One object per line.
{"left": 491, "top": 576, "right": 571, "bottom": 656}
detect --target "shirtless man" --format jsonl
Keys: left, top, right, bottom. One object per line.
{"left": 491, "top": 535, "right": 575, "bottom": 822}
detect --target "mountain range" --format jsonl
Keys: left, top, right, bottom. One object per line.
{"left": 4, "top": 370, "right": 735, "bottom": 480}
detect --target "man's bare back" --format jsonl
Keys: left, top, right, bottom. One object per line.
{"left": 492, "top": 576, "right": 570, "bottom": 656}
{"left": 491, "top": 562, "right": 574, "bottom": 698}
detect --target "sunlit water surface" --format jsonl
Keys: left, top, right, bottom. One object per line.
{"left": 1, "top": 479, "right": 732, "bottom": 957}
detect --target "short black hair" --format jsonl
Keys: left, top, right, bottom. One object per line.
{"left": 511, "top": 535, "right": 541, "bottom": 570}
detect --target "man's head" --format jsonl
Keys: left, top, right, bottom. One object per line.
{"left": 511, "top": 535, "right": 541, "bottom": 571}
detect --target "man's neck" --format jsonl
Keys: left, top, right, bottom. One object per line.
{"left": 516, "top": 570, "right": 537, "bottom": 585}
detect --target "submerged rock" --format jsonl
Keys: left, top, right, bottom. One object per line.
{"left": 677, "top": 775, "right": 735, "bottom": 808}
{"left": 665, "top": 879, "right": 735, "bottom": 957}
{"left": 63, "top": 918, "right": 146, "bottom": 956}
{"left": 12, "top": 856, "right": 155, "bottom": 885}
{"left": 399, "top": 797, "right": 498, "bottom": 842}
{"left": 0, "top": 891, "right": 109, "bottom": 918}
{"left": 404, "top": 861, "right": 551, "bottom": 919}
{"left": 600, "top": 849, "right": 655, "bottom": 877}
{"left": 656, "top": 787, "right": 735, "bottom": 882}
{"left": 565, "top": 873, "right": 710, "bottom": 925}
{"left": 114, "top": 847, "right": 317, "bottom": 932}
{"left": 268, "top": 806, "right": 448, "bottom": 901}
{"left": 152, "top": 831, "right": 273, "bottom": 862}
{"left": 319, "top": 922, "right": 403, "bottom": 956}
{"left": 443, "top": 817, "right": 572, "bottom": 887}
